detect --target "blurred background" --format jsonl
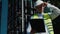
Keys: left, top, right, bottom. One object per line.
{"left": 8, "top": 0, "right": 22, "bottom": 34}
{"left": 0, "top": 0, "right": 60, "bottom": 34}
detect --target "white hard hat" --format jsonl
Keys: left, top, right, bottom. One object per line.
{"left": 34, "top": 0, "right": 43, "bottom": 7}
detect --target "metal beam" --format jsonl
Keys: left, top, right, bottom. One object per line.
{"left": 1, "top": 0, "right": 8, "bottom": 34}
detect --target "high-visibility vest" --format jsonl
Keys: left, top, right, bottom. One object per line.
{"left": 43, "top": 13, "right": 54, "bottom": 34}
{"left": 31, "top": 13, "right": 54, "bottom": 34}
{"left": 31, "top": 14, "right": 43, "bottom": 19}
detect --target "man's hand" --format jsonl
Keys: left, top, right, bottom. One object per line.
{"left": 42, "top": 2, "right": 47, "bottom": 7}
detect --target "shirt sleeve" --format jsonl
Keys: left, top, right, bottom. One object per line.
{"left": 47, "top": 3, "right": 60, "bottom": 20}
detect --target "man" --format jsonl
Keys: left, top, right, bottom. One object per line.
{"left": 35, "top": 0, "right": 60, "bottom": 20}
{"left": 27, "top": 0, "right": 60, "bottom": 34}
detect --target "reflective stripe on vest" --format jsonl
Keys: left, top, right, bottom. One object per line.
{"left": 43, "top": 13, "right": 54, "bottom": 34}
{"left": 31, "top": 14, "right": 43, "bottom": 19}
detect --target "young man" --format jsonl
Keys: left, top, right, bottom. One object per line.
{"left": 27, "top": 0, "right": 60, "bottom": 34}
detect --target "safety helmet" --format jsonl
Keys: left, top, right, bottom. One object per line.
{"left": 34, "top": 0, "right": 43, "bottom": 7}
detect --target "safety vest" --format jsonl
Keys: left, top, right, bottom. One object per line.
{"left": 43, "top": 13, "right": 54, "bottom": 34}
{"left": 31, "top": 14, "right": 43, "bottom": 19}
{"left": 31, "top": 13, "right": 54, "bottom": 34}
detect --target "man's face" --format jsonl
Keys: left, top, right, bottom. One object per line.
{"left": 36, "top": 2, "right": 47, "bottom": 13}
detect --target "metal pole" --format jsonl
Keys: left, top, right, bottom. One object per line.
{"left": 22, "top": 0, "right": 24, "bottom": 32}
{"left": 1, "top": 0, "right": 8, "bottom": 34}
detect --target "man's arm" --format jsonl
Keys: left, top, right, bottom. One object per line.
{"left": 47, "top": 3, "right": 60, "bottom": 20}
